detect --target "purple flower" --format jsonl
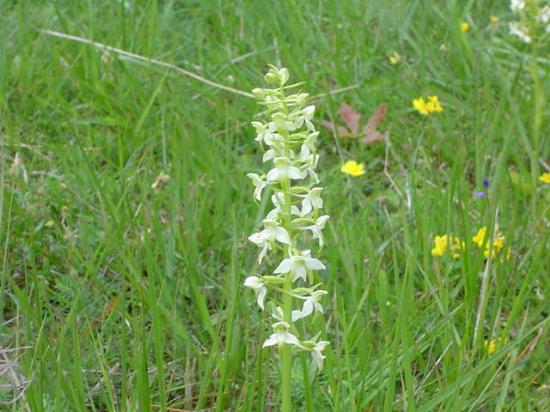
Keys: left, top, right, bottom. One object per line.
{"left": 482, "top": 179, "right": 490, "bottom": 189}
{"left": 474, "top": 191, "right": 486, "bottom": 198}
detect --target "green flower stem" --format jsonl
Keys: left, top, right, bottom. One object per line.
{"left": 280, "top": 272, "right": 294, "bottom": 412}
{"left": 279, "top": 85, "right": 293, "bottom": 411}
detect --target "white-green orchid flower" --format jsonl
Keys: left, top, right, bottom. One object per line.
{"left": 310, "top": 340, "right": 330, "bottom": 370}
{"left": 298, "top": 215, "right": 329, "bottom": 247}
{"left": 243, "top": 276, "right": 267, "bottom": 310}
{"left": 263, "top": 321, "right": 300, "bottom": 348}
{"left": 291, "top": 290, "right": 328, "bottom": 321}
{"left": 267, "top": 157, "right": 306, "bottom": 182}
{"left": 273, "top": 250, "right": 326, "bottom": 282}
{"left": 246, "top": 173, "right": 267, "bottom": 201}
{"left": 299, "top": 187, "right": 323, "bottom": 216}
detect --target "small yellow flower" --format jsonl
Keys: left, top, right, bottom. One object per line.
{"left": 474, "top": 227, "right": 508, "bottom": 259}
{"left": 483, "top": 235, "right": 505, "bottom": 258}
{"left": 340, "top": 160, "right": 365, "bottom": 177}
{"left": 426, "top": 96, "right": 443, "bottom": 113}
{"left": 484, "top": 339, "right": 497, "bottom": 355}
{"left": 431, "top": 235, "right": 449, "bottom": 256}
{"left": 472, "top": 226, "right": 487, "bottom": 248}
{"left": 413, "top": 98, "right": 430, "bottom": 116}
{"left": 460, "top": 22, "right": 470, "bottom": 32}
{"left": 413, "top": 96, "right": 443, "bottom": 115}
{"left": 539, "top": 172, "right": 550, "bottom": 184}
{"left": 484, "top": 337, "right": 506, "bottom": 355}
{"left": 490, "top": 16, "right": 499, "bottom": 24}
{"left": 389, "top": 51, "right": 401, "bottom": 65}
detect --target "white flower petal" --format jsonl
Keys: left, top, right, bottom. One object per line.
{"left": 305, "top": 257, "right": 326, "bottom": 271}
{"left": 293, "top": 263, "right": 307, "bottom": 282}
{"left": 291, "top": 309, "right": 303, "bottom": 322}
{"left": 244, "top": 276, "right": 261, "bottom": 289}
{"left": 263, "top": 334, "right": 279, "bottom": 348}
{"left": 266, "top": 168, "right": 281, "bottom": 182}
{"left": 301, "top": 299, "right": 314, "bottom": 318}
{"left": 263, "top": 149, "right": 276, "bottom": 163}
{"left": 275, "top": 227, "right": 291, "bottom": 244}
{"left": 281, "top": 332, "right": 300, "bottom": 346}
{"left": 248, "top": 232, "right": 265, "bottom": 245}
{"left": 257, "top": 286, "right": 267, "bottom": 310}
{"left": 274, "top": 258, "right": 293, "bottom": 274}
{"left": 258, "top": 244, "right": 270, "bottom": 263}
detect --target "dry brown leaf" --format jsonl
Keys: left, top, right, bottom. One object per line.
{"left": 362, "top": 103, "right": 388, "bottom": 144}
{"left": 322, "top": 102, "right": 388, "bottom": 144}
{"left": 338, "top": 104, "right": 361, "bottom": 134}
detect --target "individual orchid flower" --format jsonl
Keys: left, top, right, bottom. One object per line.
{"left": 301, "top": 340, "right": 330, "bottom": 371}
{"left": 243, "top": 276, "right": 267, "bottom": 310}
{"left": 274, "top": 250, "right": 326, "bottom": 282}
{"left": 299, "top": 215, "right": 330, "bottom": 246}
{"left": 299, "top": 187, "right": 323, "bottom": 216}
{"left": 252, "top": 121, "right": 279, "bottom": 146}
{"left": 262, "top": 322, "right": 301, "bottom": 348}
{"left": 267, "top": 157, "right": 306, "bottom": 182}
{"left": 253, "top": 219, "right": 291, "bottom": 244}
{"left": 247, "top": 232, "right": 272, "bottom": 263}
{"left": 248, "top": 219, "right": 290, "bottom": 262}
{"left": 310, "top": 340, "right": 329, "bottom": 370}
{"left": 292, "top": 290, "right": 328, "bottom": 321}
{"left": 247, "top": 173, "right": 267, "bottom": 201}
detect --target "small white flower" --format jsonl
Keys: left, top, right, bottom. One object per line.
{"left": 300, "top": 187, "right": 323, "bottom": 216}
{"left": 247, "top": 232, "right": 272, "bottom": 263}
{"left": 274, "top": 250, "right": 326, "bottom": 282}
{"left": 291, "top": 105, "right": 316, "bottom": 129}
{"left": 258, "top": 219, "right": 291, "bottom": 244}
{"left": 292, "top": 290, "right": 328, "bottom": 321}
{"left": 509, "top": 22, "right": 531, "bottom": 43}
{"left": 249, "top": 219, "right": 290, "bottom": 262}
{"left": 299, "top": 215, "right": 330, "bottom": 247}
{"left": 510, "top": 0, "right": 525, "bottom": 13}
{"left": 247, "top": 173, "right": 267, "bottom": 201}
{"left": 267, "top": 157, "right": 306, "bottom": 182}
{"left": 244, "top": 276, "right": 267, "bottom": 310}
{"left": 263, "top": 148, "right": 277, "bottom": 163}
{"left": 310, "top": 340, "right": 330, "bottom": 370}
{"left": 263, "top": 321, "right": 301, "bottom": 348}
{"left": 252, "top": 121, "right": 278, "bottom": 145}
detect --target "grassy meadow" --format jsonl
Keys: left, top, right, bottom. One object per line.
{"left": 0, "top": 0, "right": 549, "bottom": 410}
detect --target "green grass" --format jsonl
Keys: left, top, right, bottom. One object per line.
{"left": 1, "top": 0, "right": 549, "bottom": 410}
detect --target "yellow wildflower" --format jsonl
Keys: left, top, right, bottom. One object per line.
{"left": 413, "top": 98, "right": 430, "bottom": 115}
{"left": 460, "top": 22, "right": 470, "bottom": 32}
{"left": 426, "top": 96, "right": 443, "bottom": 113}
{"left": 473, "top": 226, "right": 509, "bottom": 259}
{"left": 472, "top": 226, "right": 487, "bottom": 247}
{"left": 484, "top": 337, "right": 506, "bottom": 355}
{"left": 431, "top": 235, "right": 449, "bottom": 256}
{"left": 539, "top": 172, "right": 550, "bottom": 184}
{"left": 389, "top": 51, "right": 401, "bottom": 65}
{"left": 490, "top": 16, "right": 499, "bottom": 24}
{"left": 340, "top": 160, "right": 365, "bottom": 177}
{"left": 413, "top": 96, "right": 443, "bottom": 115}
